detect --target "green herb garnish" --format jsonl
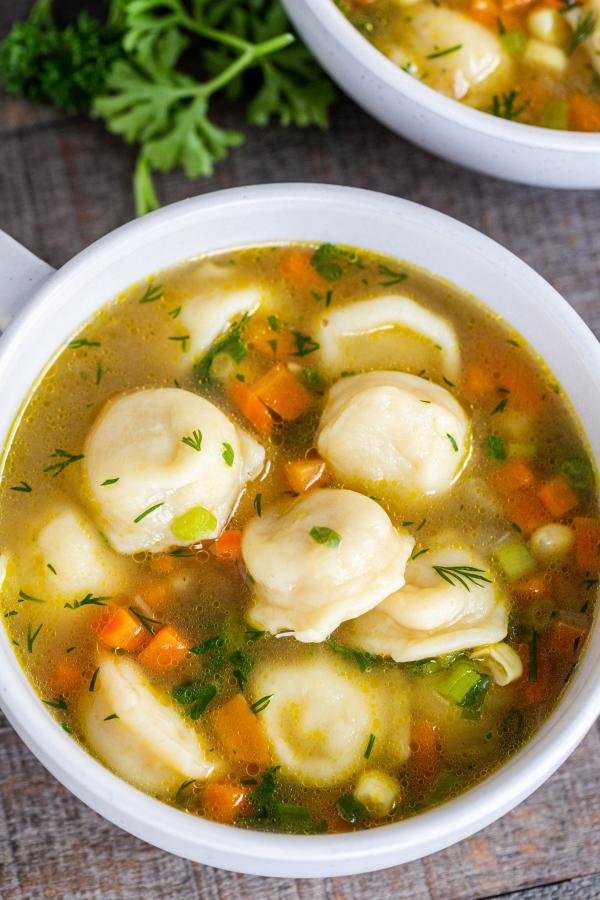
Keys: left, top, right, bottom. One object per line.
{"left": 196, "top": 314, "right": 249, "bottom": 383}
{"left": 492, "top": 397, "right": 508, "bottom": 415}
{"left": 10, "top": 481, "right": 32, "bottom": 492}
{"left": 446, "top": 433, "right": 459, "bottom": 452}
{"left": 364, "top": 733, "right": 376, "bottom": 759}
{"left": 168, "top": 334, "right": 190, "bottom": 352}
{"left": 433, "top": 565, "right": 492, "bottom": 590}
{"left": 43, "top": 695, "right": 67, "bottom": 710}
{"left": 89, "top": 667, "right": 100, "bottom": 692}
{"left": 101, "top": 477, "right": 119, "bottom": 486}
{"left": 182, "top": 430, "right": 202, "bottom": 452}
{"left": 139, "top": 280, "right": 163, "bottom": 303}
{"left": 44, "top": 448, "right": 84, "bottom": 476}
{"left": 64, "top": 592, "right": 109, "bottom": 610}
{"left": 427, "top": 43, "right": 463, "bottom": 59}
{"left": 336, "top": 793, "right": 368, "bottom": 824}
{"left": 309, "top": 526, "right": 341, "bottom": 547}
{"left": 128, "top": 606, "right": 162, "bottom": 634}
{"left": 18, "top": 590, "right": 45, "bottom": 604}
{"left": 486, "top": 435, "right": 506, "bottom": 460}
{"left": 133, "top": 501, "right": 164, "bottom": 523}
{"left": 292, "top": 330, "right": 320, "bottom": 357}
{"left": 250, "top": 694, "right": 273, "bottom": 714}
{"left": 491, "top": 90, "right": 530, "bottom": 121}
{"left": 569, "top": 11, "right": 597, "bottom": 53}
{"left": 68, "top": 338, "right": 101, "bottom": 349}
{"left": 378, "top": 264, "right": 408, "bottom": 286}
{"left": 222, "top": 442, "right": 235, "bottom": 466}
{"left": 253, "top": 493, "right": 262, "bottom": 517}
{"left": 104, "top": 713, "right": 119, "bottom": 721}
{"left": 328, "top": 640, "right": 379, "bottom": 672}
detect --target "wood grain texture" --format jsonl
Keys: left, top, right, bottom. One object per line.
{"left": 1, "top": 3, "right": 600, "bottom": 898}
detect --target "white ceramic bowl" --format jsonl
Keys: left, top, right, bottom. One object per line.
{"left": 282, "top": 0, "right": 600, "bottom": 188}
{"left": 0, "top": 184, "right": 599, "bottom": 877}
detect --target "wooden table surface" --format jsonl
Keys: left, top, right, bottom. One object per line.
{"left": 1, "top": 4, "right": 600, "bottom": 898}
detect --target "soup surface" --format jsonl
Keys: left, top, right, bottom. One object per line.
{"left": 0, "top": 243, "right": 597, "bottom": 834}
{"left": 339, "top": 0, "right": 600, "bottom": 130}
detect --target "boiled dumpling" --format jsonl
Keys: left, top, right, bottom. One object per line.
{"left": 316, "top": 294, "right": 460, "bottom": 381}
{"left": 388, "top": 6, "right": 511, "bottom": 105}
{"left": 242, "top": 488, "right": 414, "bottom": 642}
{"left": 32, "top": 504, "right": 131, "bottom": 603}
{"left": 84, "top": 388, "right": 265, "bottom": 554}
{"left": 83, "top": 654, "right": 220, "bottom": 795}
{"left": 317, "top": 372, "right": 470, "bottom": 500}
{"left": 180, "top": 283, "right": 261, "bottom": 361}
{"left": 343, "top": 543, "right": 508, "bottom": 661}
{"left": 249, "top": 652, "right": 411, "bottom": 786}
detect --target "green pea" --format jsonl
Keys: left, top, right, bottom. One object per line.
{"left": 170, "top": 506, "right": 217, "bottom": 541}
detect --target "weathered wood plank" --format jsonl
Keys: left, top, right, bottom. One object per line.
{"left": 1, "top": 10, "right": 600, "bottom": 896}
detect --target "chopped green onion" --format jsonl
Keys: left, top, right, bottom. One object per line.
{"left": 310, "top": 526, "right": 341, "bottom": 547}
{"left": 336, "top": 792, "right": 368, "bottom": 824}
{"left": 486, "top": 435, "right": 506, "bottom": 460}
{"left": 460, "top": 674, "right": 491, "bottom": 720}
{"left": 494, "top": 536, "right": 536, "bottom": 582}
{"left": 436, "top": 660, "right": 481, "bottom": 705}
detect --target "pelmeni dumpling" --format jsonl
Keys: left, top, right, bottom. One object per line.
{"left": 249, "top": 653, "right": 411, "bottom": 786}
{"left": 83, "top": 655, "right": 220, "bottom": 795}
{"left": 316, "top": 294, "right": 460, "bottom": 381}
{"left": 388, "top": 6, "right": 511, "bottom": 105}
{"left": 317, "top": 372, "right": 470, "bottom": 499}
{"left": 344, "top": 544, "right": 508, "bottom": 662}
{"left": 85, "top": 388, "right": 265, "bottom": 554}
{"left": 180, "top": 284, "right": 261, "bottom": 361}
{"left": 242, "top": 488, "right": 414, "bottom": 642}
{"left": 28, "top": 504, "right": 131, "bottom": 605}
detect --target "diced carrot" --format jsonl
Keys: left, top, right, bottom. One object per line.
{"left": 149, "top": 553, "right": 177, "bottom": 575}
{"left": 212, "top": 693, "right": 271, "bottom": 770}
{"left": 504, "top": 488, "right": 552, "bottom": 536}
{"left": 90, "top": 608, "right": 113, "bottom": 636}
{"left": 537, "top": 476, "right": 578, "bottom": 517}
{"left": 464, "top": 362, "right": 496, "bottom": 395}
{"left": 409, "top": 720, "right": 440, "bottom": 779}
{"left": 245, "top": 317, "right": 296, "bottom": 361}
{"left": 137, "top": 624, "right": 188, "bottom": 672}
{"left": 498, "top": 367, "right": 546, "bottom": 416}
{"left": 252, "top": 364, "right": 313, "bottom": 421}
{"left": 514, "top": 641, "right": 553, "bottom": 707}
{"left": 280, "top": 249, "right": 323, "bottom": 287}
{"left": 229, "top": 379, "right": 274, "bottom": 436}
{"left": 135, "top": 578, "right": 174, "bottom": 611}
{"left": 468, "top": 0, "right": 501, "bottom": 28}
{"left": 492, "top": 458, "right": 536, "bottom": 494}
{"left": 544, "top": 619, "right": 587, "bottom": 661}
{"left": 51, "top": 658, "right": 84, "bottom": 695}
{"left": 512, "top": 572, "right": 549, "bottom": 600}
{"left": 569, "top": 95, "right": 600, "bottom": 132}
{"left": 202, "top": 782, "right": 250, "bottom": 824}
{"left": 573, "top": 517, "right": 600, "bottom": 571}
{"left": 213, "top": 530, "right": 242, "bottom": 560}
{"left": 99, "top": 607, "right": 148, "bottom": 652}
{"left": 284, "top": 458, "right": 330, "bottom": 493}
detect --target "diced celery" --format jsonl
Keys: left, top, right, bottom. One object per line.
{"left": 494, "top": 536, "right": 537, "bottom": 582}
{"left": 507, "top": 441, "right": 536, "bottom": 459}
{"left": 436, "top": 660, "right": 481, "bottom": 704}
{"left": 540, "top": 100, "right": 568, "bottom": 130}
{"left": 501, "top": 31, "right": 527, "bottom": 54}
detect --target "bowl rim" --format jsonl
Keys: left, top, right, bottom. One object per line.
{"left": 0, "top": 183, "right": 599, "bottom": 876}
{"left": 293, "top": 0, "right": 600, "bottom": 153}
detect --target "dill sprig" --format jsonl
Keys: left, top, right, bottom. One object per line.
{"left": 181, "top": 430, "right": 202, "bottom": 452}
{"left": 433, "top": 565, "right": 493, "bottom": 591}
{"left": 491, "top": 90, "right": 530, "bottom": 121}
{"left": 44, "top": 448, "right": 84, "bottom": 477}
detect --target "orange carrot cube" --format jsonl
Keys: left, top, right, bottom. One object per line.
{"left": 137, "top": 624, "right": 188, "bottom": 672}
{"left": 252, "top": 364, "right": 313, "bottom": 421}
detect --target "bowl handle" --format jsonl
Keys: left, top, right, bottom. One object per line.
{"left": 0, "top": 231, "right": 54, "bottom": 332}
